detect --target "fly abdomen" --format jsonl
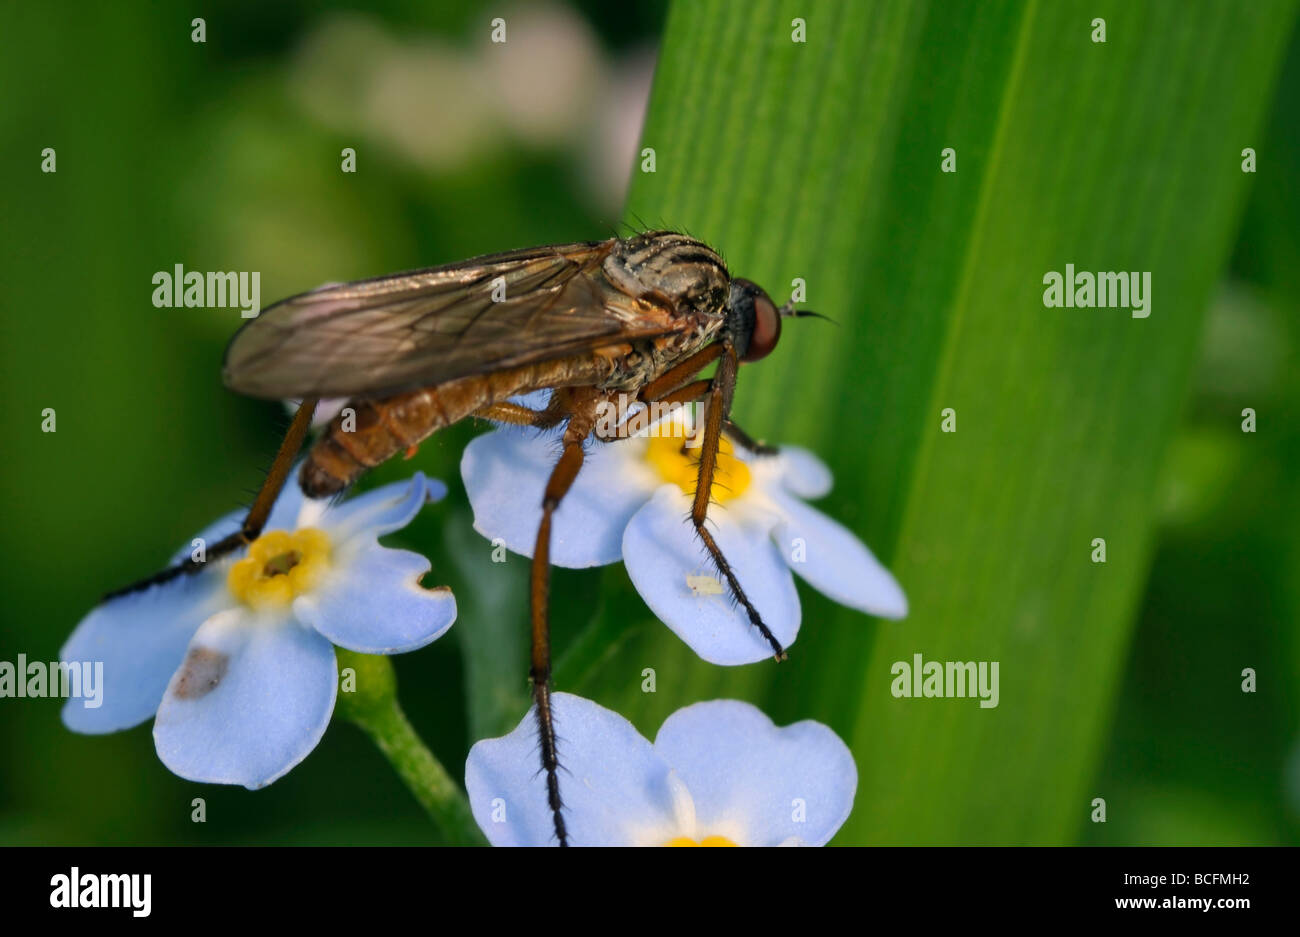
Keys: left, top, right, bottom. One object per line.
{"left": 302, "top": 373, "right": 512, "bottom": 497}
{"left": 301, "top": 388, "right": 448, "bottom": 497}
{"left": 298, "top": 361, "right": 594, "bottom": 497}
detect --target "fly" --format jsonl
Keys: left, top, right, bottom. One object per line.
{"left": 105, "top": 230, "right": 818, "bottom": 845}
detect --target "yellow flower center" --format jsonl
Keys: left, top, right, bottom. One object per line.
{"left": 664, "top": 836, "right": 739, "bottom": 847}
{"left": 645, "top": 430, "right": 751, "bottom": 503}
{"left": 226, "top": 528, "right": 331, "bottom": 610}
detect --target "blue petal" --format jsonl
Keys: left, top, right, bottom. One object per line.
{"left": 622, "top": 488, "right": 801, "bottom": 665}
{"left": 654, "top": 700, "right": 856, "bottom": 846}
{"left": 461, "top": 429, "right": 656, "bottom": 568}
{"left": 465, "top": 692, "right": 681, "bottom": 846}
{"left": 771, "top": 492, "right": 907, "bottom": 618}
{"left": 284, "top": 396, "right": 348, "bottom": 429}
{"left": 768, "top": 445, "right": 833, "bottom": 499}
{"left": 319, "top": 473, "right": 441, "bottom": 542}
{"left": 508, "top": 389, "right": 553, "bottom": 411}
{"left": 60, "top": 574, "right": 229, "bottom": 734}
{"left": 153, "top": 608, "right": 337, "bottom": 788}
{"left": 293, "top": 544, "right": 456, "bottom": 654}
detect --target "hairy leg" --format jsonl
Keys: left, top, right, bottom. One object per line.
{"left": 687, "top": 347, "right": 786, "bottom": 659}
{"left": 527, "top": 388, "right": 605, "bottom": 845}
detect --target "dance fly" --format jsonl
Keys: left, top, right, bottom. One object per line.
{"left": 110, "top": 230, "right": 818, "bottom": 845}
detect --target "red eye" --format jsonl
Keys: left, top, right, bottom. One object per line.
{"left": 742, "top": 293, "right": 782, "bottom": 362}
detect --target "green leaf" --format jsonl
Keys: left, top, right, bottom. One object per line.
{"left": 580, "top": 0, "right": 1298, "bottom": 844}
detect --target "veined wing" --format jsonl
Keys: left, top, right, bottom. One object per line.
{"left": 222, "top": 240, "right": 688, "bottom": 399}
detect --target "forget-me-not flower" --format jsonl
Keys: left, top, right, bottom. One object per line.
{"left": 60, "top": 472, "right": 455, "bottom": 788}
{"left": 462, "top": 402, "right": 906, "bottom": 665}
{"left": 466, "top": 692, "right": 857, "bottom": 846}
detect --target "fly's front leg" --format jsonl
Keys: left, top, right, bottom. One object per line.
{"left": 529, "top": 388, "right": 604, "bottom": 846}
{"left": 104, "top": 398, "right": 319, "bottom": 600}
{"left": 638, "top": 343, "right": 724, "bottom": 403}
{"left": 594, "top": 343, "right": 724, "bottom": 443}
{"left": 689, "top": 347, "right": 786, "bottom": 660}
{"left": 593, "top": 380, "right": 711, "bottom": 443}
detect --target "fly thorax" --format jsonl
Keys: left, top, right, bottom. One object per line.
{"left": 603, "top": 232, "right": 730, "bottom": 318}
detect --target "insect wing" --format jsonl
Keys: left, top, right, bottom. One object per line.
{"left": 222, "top": 240, "right": 684, "bottom": 399}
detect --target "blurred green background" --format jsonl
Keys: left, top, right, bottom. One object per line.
{"left": 1, "top": 0, "right": 1297, "bottom": 845}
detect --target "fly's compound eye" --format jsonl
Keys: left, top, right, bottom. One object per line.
{"left": 741, "top": 291, "right": 782, "bottom": 362}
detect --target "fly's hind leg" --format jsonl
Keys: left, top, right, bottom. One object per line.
{"left": 103, "top": 398, "right": 319, "bottom": 600}
{"left": 527, "top": 387, "right": 605, "bottom": 846}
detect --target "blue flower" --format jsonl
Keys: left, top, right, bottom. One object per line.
{"left": 466, "top": 692, "right": 856, "bottom": 846}
{"left": 462, "top": 404, "right": 906, "bottom": 664}
{"left": 60, "top": 473, "right": 455, "bottom": 788}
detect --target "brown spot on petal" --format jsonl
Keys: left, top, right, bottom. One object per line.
{"left": 173, "top": 647, "right": 229, "bottom": 700}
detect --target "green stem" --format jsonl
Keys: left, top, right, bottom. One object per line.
{"left": 354, "top": 700, "right": 486, "bottom": 845}
{"left": 336, "top": 649, "right": 487, "bottom": 846}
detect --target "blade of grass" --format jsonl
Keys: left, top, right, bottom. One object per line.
{"left": 584, "top": 0, "right": 1297, "bottom": 844}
